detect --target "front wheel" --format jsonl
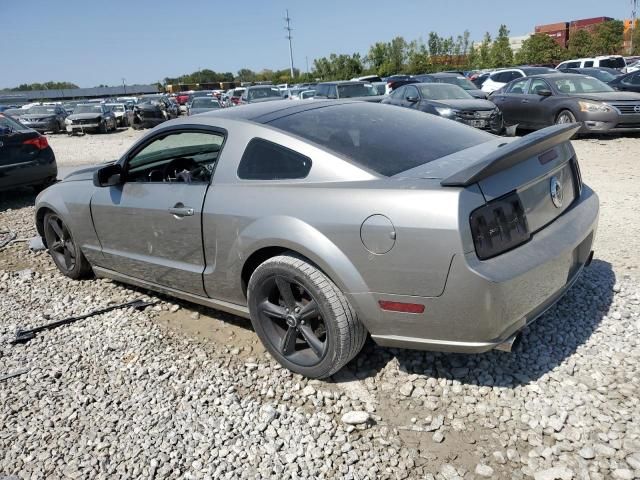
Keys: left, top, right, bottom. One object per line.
{"left": 99, "top": 121, "right": 108, "bottom": 134}
{"left": 43, "top": 212, "right": 92, "bottom": 279}
{"left": 556, "top": 109, "right": 577, "bottom": 125}
{"left": 248, "top": 254, "right": 367, "bottom": 379}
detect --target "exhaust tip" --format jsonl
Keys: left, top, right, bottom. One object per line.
{"left": 494, "top": 333, "right": 522, "bottom": 353}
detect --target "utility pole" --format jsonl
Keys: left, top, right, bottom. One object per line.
{"left": 285, "top": 10, "right": 294, "bottom": 78}
{"left": 122, "top": 78, "right": 126, "bottom": 95}
{"left": 631, "top": 0, "right": 638, "bottom": 54}
{"left": 305, "top": 56, "right": 309, "bottom": 75}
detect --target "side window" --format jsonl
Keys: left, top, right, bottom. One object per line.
{"left": 491, "top": 72, "right": 506, "bottom": 83}
{"left": 315, "top": 85, "right": 327, "bottom": 97}
{"left": 583, "top": 61, "right": 594, "bottom": 67}
{"left": 509, "top": 71, "right": 523, "bottom": 81}
{"left": 507, "top": 78, "right": 529, "bottom": 94}
{"left": 529, "top": 79, "right": 551, "bottom": 95}
{"left": 404, "top": 85, "right": 419, "bottom": 98}
{"left": 390, "top": 86, "right": 406, "bottom": 98}
{"left": 126, "top": 131, "right": 224, "bottom": 183}
{"left": 328, "top": 86, "right": 338, "bottom": 99}
{"left": 567, "top": 62, "right": 580, "bottom": 68}
{"left": 628, "top": 73, "right": 640, "bottom": 85}
{"left": 238, "top": 138, "right": 312, "bottom": 180}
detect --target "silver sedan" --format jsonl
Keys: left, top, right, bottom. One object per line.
{"left": 34, "top": 100, "right": 599, "bottom": 378}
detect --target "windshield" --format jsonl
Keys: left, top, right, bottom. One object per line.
{"left": 74, "top": 105, "right": 104, "bottom": 114}
{"left": 139, "top": 95, "right": 162, "bottom": 103}
{"left": 247, "top": 87, "right": 281, "bottom": 100}
{"left": 30, "top": 106, "right": 57, "bottom": 114}
{"left": 599, "top": 57, "right": 625, "bottom": 69}
{"left": 108, "top": 105, "right": 125, "bottom": 112}
{"left": 438, "top": 76, "right": 477, "bottom": 90}
{"left": 233, "top": 89, "right": 245, "bottom": 96}
{"left": 418, "top": 84, "right": 473, "bottom": 100}
{"left": 191, "top": 98, "right": 220, "bottom": 108}
{"left": 269, "top": 103, "right": 491, "bottom": 177}
{"left": 337, "top": 83, "right": 377, "bottom": 98}
{"left": 552, "top": 77, "right": 614, "bottom": 94}
{"left": 522, "top": 67, "right": 558, "bottom": 75}
{"left": 581, "top": 69, "right": 616, "bottom": 83}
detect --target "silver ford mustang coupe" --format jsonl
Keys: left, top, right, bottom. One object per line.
{"left": 34, "top": 100, "right": 599, "bottom": 378}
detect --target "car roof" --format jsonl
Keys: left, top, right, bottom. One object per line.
{"left": 318, "top": 81, "right": 366, "bottom": 85}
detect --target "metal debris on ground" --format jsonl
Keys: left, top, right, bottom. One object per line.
{"left": 11, "top": 299, "right": 157, "bottom": 344}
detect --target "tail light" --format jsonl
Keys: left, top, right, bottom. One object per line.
{"left": 23, "top": 135, "right": 49, "bottom": 150}
{"left": 469, "top": 191, "right": 530, "bottom": 260}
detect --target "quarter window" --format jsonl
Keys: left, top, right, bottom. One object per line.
{"left": 529, "top": 79, "right": 551, "bottom": 95}
{"left": 238, "top": 138, "right": 312, "bottom": 180}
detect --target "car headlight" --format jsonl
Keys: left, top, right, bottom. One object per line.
{"left": 435, "top": 107, "right": 456, "bottom": 117}
{"left": 578, "top": 101, "right": 611, "bottom": 113}
{"left": 65, "top": 119, "right": 72, "bottom": 124}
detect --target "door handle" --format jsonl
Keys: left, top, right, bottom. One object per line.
{"left": 168, "top": 206, "right": 194, "bottom": 217}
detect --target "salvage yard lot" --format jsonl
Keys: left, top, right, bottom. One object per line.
{"left": 1, "top": 132, "right": 639, "bottom": 479}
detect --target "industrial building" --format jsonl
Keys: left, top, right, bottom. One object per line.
{"left": 0, "top": 84, "right": 158, "bottom": 106}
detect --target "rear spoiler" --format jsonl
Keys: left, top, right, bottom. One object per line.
{"left": 440, "top": 123, "right": 581, "bottom": 187}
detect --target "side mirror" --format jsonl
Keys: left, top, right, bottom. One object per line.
{"left": 406, "top": 96, "right": 419, "bottom": 103}
{"left": 93, "top": 163, "right": 123, "bottom": 187}
{"left": 537, "top": 89, "right": 552, "bottom": 97}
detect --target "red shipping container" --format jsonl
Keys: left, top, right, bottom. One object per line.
{"left": 544, "top": 29, "right": 569, "bottom": 48}
{"left": 570, "top": 17, "right": 613, "bottom": 28}
{"left": 535, "top": 22, "right": 569, "bottom": 33}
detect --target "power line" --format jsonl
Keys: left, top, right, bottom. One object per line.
{"left": 285, "top": 9, "right": 294, "bottom": 78}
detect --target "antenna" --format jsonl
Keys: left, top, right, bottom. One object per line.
{"left": 285, "top": 10, "right": 294, "bottom": 78}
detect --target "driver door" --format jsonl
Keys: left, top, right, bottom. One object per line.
{"left": 90, "top": 128, "right": 224, "bottom": 296}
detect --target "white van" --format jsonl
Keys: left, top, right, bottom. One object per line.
{"left": 556, "top": 55, "right": 626, "bottom": 70}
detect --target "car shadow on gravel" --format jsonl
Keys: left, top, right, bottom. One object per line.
{"left": 0, "top": 188, "right": 38, "bottom": 213}
{"left": 334, "top": 259, "right": 615, "bottom": 388}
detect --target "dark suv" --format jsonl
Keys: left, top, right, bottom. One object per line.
{"left": 313, "top": 81, "right": 383, "bottom": 101}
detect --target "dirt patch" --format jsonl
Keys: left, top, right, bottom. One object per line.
{"left": 151, "top": 306, "right": 265, "bottom": 358}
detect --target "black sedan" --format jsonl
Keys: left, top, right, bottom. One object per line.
{"left": 381, "top": 83, "right": 502, "bottom": 132}
{"left": 608, "top": 70, "right": 640, "bottom": 93}
{"left": 490, "top": 73, "right": 640, "bottom": 133}
{"left": 19, "top": 105, "right": 68, "bottom": 134}
{"left": 0, "top": 113, "right": 57, "bottom": 191}
{"left": 414, "top": 72, "right": 488, "bottom": 99}
{"left": 65, "top": 104, "right": 117, "bottom": 135}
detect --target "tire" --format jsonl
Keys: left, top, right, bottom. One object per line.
{"left": 247, "top": 254, "right": 367, "bottom": 379}
{"left": 99, "top": 121, "right": 108, "bottom": 134}
{"left": 43, "top": 212, "right": 92, "bottom": 280}
{"left": 53, "top": 123, "right": 60, "bottom": 134}
{"left": 556, "top": 109, "right": 577, "bottom": 125}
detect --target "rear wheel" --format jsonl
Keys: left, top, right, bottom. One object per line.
{"left": 43, "top": 212, "right": 92, "bottom": 279}
{"left": 556, "top": 109, "right": 577, "bottom": 125}
{"left": 248, "top": 254, "right": 367, "bottom": 379}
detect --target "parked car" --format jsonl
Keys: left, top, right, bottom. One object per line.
{"left": 414, "top": 73, "right": 488, "bottom": 99}
{"left": 351, "top": 75, "right": 383, "bottom": 82}
{"left": 608, "top": 70, "right": 640, "bottom": 93}
{"left": 471, "top": 72, "right": 490, "bottom": 88}
{"left": 240, "top": 86, "right": 283, "bottom": 104}
{"left": 490, "top": 73, "right": 640, "bottom": 133}
{"left": 557, "top": 67, "right": 621, "bottom": 84}
{"left": 481, "top": 67, "right": 558, "bottom": 93}
{"left": 313, "top": 81, "right": 383, "bottom": 101}
{"left": 105, "top": 103, "right": 128, "bottom": 127}
{"left": 3, "top": 108, "right": 29, "bottom": 120}
{"left": 228, "top": 88, "right": 246, "bottom": 106}
{"left": 132, "top": 95, "right": 177, "bottom": 129}
{"left": 0, "top": 113, "right": 57, "bottom": 191}
{"left": 34, "top": 100, "right": 598, "bottom": 378}
{"left": 371, "top": 82, "right": 387, "bottom": 95}
{"left": 623, "top": 60, "right": 640, "bottom": 73}
{"left": 65, "top": 104, "right": 117, "bottom": 134}
{"left": 382, "top": 83, "right": 502, "bottom": 132}
{"left": 556, "top": 55, "right": 627, "bottom": 71}
{"left": 188, "top": 97, "right": 223, "bottom": 115}
{"left": 176, "top": 92, "right": 192, "bottom": 105}
{"left": 19, "top": 105, "right": 67, "bottom": 134}
{"left": 384, "top": 75, "right": 419, "bottom": 94}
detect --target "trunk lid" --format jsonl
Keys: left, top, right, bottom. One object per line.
{"left": 398, "top": 124, "right": 582, "bottom": 234}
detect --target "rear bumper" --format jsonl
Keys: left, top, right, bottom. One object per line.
{"left": 23, "top": 120, "right": 56, "bottom": 131}
{"left": 350, "top": 185, "right": 599, "bottom": 353}
{"left": 0, "top": 148, "right": 57, "bottom": 190}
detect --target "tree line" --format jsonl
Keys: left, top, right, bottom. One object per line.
{"left": 6, "top": 21, "right": 636, "bottom": 92}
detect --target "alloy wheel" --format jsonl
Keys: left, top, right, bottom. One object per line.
{"left": 45, "top": 215, "right": 77, "bottom": 272}
{"left": 256, "top": 275, "right": 327, "bottom": 367}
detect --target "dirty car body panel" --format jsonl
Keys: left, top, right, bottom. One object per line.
{"left": 35, "top": 100, "right": 598, "bottom": 358}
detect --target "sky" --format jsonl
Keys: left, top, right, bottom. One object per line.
{"left": 0, "top": 0, "right": 632, "bottom": 89}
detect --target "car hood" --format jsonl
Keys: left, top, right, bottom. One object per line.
{"left": 428, "top": 98, "right": 496, "bottom": 110}
{"left": 62, "top": 163, "right": 114, "bottom": 182}
{"left": 21, "top": 114, "right": 56, "bottom": 120}
{"left": 68, "top": 113, "right": 103, "bottom": 120}
{"left": 466, "top": 89, "right": 488, "bottom": 99}
{"left": 573, "top": 91, "right": 640, "bottom": 102}
{"left": 190, "top": 107, "right": 221, "bottom": 114}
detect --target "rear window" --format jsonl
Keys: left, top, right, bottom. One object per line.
{"left": 599, "top": 57, "right": 625, "bottom": 69}
{"left": 268, "top": 103, "right": 492, "bottom": 177}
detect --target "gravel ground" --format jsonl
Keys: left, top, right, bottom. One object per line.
{"left": 0, "top": 131, "right": 639, "bottom": 479}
